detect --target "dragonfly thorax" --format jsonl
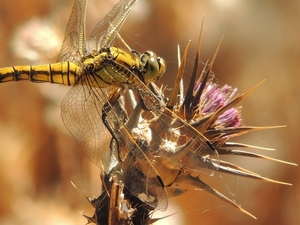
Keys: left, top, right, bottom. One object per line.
{"left": 82, "top": 47, "right": 166, "bottom": 88}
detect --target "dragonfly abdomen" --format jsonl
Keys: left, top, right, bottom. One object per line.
{"left": 0, "top": 62, "right": 80, "bottom": 86}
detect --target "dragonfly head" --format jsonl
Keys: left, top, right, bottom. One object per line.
{"left": 140, "top": 51, "right": 166, "bottom": 83}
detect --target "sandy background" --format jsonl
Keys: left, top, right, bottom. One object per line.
{"left": 0, "top": 0, "right": 299, "bottom": 224}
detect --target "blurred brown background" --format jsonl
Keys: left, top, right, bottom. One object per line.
{"left": 0, "top": 0, "right": 299, "bottom": 224}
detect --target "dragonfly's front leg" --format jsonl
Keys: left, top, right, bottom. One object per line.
{"left": 102, "top": 87, "right": 128, "bottom": 161}
{"left": 102, "top": 87, "right": 126, "bottom": 141}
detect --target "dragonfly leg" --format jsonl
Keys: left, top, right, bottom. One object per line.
{"left": 102, "top": 87, "right": 128, "bottom": 161}
{"left": 116, "top": 32, "right": 132, "bottom": 52}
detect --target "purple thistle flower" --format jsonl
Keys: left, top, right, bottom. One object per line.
{"left": 194, "top": 81, "right": 242, "bottom": 128}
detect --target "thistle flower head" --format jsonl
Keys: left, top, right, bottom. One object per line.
{"left": 86, "top": 23, "right": 297, "bottom": 225}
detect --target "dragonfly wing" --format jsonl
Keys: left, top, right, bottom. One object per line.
{"left": 61, "top": 66, "right": 168, "bottom": 210}
{"left": 88, "top": 0, "right": 138, "bottom": 50}
{"left": 57, "top": 0, "right": 88, "bottom": 63}
{"left": 61, "top": 74, "right": 112, "bottom": 172}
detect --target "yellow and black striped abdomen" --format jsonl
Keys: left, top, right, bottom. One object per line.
{"left": 0, "top": 62, "right": 81, "bottom": 86}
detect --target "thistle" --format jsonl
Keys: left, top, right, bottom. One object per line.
{"left": 80, "top": 20, "right": 298, "bottom": 225}
{"left": 92, "top": 22, "right": 297, "bottom": 224}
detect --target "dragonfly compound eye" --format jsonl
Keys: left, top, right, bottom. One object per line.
{"left": 140, "top": 51, "right": 166, "bottom": 83}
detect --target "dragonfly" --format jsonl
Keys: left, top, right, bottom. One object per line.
{"left": 0, "top": 0, "right": 169, "bottom": 210}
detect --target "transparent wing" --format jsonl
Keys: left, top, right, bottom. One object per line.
{"left": 57, "top": 0, "right": 88, "bottom": 63}
{"left": 61, "top": 74, "right": 112, "bottom": 171}
{"left": 88, "top": 0, "right": 138, "bottom": 50}
{"left": 61, "top": 66, "right": 168, "bottom": 210}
